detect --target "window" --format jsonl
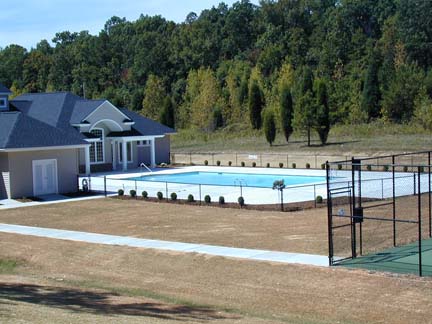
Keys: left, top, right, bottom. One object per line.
{"left": 0, "top": 98, "right": 6, "bottom": 108}
{"left": 89, "top": 129, "right": 104, "bottom": 164}
{"left": 119, "top": 142, "right": 132, "bottom": 163}
{"left": 137, "top": 140, "right": 150, "bottom": 147}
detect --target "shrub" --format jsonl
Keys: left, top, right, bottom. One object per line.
{"left": 204, "top": 160, "right": 208, "bottom": 166}
{"left": 216, "top": 160, "right": 221, "bottom": 166}
{"left": 170, "top": 192, "right": 177, "bottom": 201}
{"left": 316, "top": 195, "right": 323, "bottom": 204}
{"left": 279, "top": 162, "right": 284, "bottom": 168}
{"left": 118, "top": 189, "right": 124, "bottom": 196}
{"left": 204, "top": 195, "right": 211, "bottom": 204}
{"left": 306, "top": 163, "right": 311, "bottom": 169}
{"left": 419, "top": 166, "right": 425, "bottom": 173}
{"left": 187, "top": 194, "right": 194, "bottom": 202}
{"left": 252, "top": 162, "right": 257, "bottom": 167}
{"left": 366, "top": 165, "right": 372, "bottom": 171}
{"left": 266, "top": 162, "right": 270, "bottom": 168}
{"left": 337, "top": 164, "right": 343, "bottom": 170}
{"left": 321, "top": 163, "right": 325, "bottom": 170}
{"left": 292, "top": 163, "right": 296, "bottom": 169}
{"left": 219, "top": 196, "right": 225, "bottom": 204}
{"left": 403, "top": 165, "right": 409, "bottom": 172}
{"left": 142, "top": 191, "right": 148, "bottom": 199}
{"left": 228, "top": 161, "right": 232, "bottom": 166}
{"left": 383, "top": 165, "right": 389, "bottom": 172}
{"left": 238, "top": 196, "right": 245, "bottom": 207}
{"left": 241, "top": 161, "right": 245, "bottom": 167}
{"left": 129, "top": 189, "right": 136, "bottom": 197}
{"left": 157, "top": 191, "right": 163, "bottom": 200}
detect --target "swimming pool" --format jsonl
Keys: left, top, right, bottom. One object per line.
{"left": 128, "top": 171, "right": 326, "bottom": 188}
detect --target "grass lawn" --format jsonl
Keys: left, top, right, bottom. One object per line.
{"left": 171, "top": 123, "right": 432, "bottom": 155}
{"left": 0, "top": 199, "right": 432, "bottom": 323}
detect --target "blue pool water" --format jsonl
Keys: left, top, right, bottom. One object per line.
{"left": 128, "top": 171, "right": 326, "bottom": 188}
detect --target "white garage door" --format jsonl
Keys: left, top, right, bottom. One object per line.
{"left": 32, "top": 159, "right": 58, "bottom": 196}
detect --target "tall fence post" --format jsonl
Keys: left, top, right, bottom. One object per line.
{"left": 418, "top": 167, "right": 423, "bottom": 277}
{"left": 392, "top": 155, "right": 396, "bottom": 247}
{"left": 165, "top": 182, "right": 168, "bottom": 201}
{"left": 199, "top": 184, "right": 202, "bottom": 205}
{"left": 104, "top": 176, "right": 107, "bottom": 197}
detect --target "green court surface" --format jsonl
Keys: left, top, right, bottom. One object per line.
{"left": 338, "top": 238, "right": 432, "bottom": 276}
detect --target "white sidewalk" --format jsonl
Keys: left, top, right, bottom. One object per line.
{"left": 0, "top": 223, "right": 329, "bottom": 267}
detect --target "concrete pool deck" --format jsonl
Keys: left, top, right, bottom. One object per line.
{"left": 80, "top": 166, "right": 425, "bottom": 205}
{"left": 0, "top": 223, "right": 329, "bottom": 267}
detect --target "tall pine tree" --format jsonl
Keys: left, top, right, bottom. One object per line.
{"left": 280, "top": 84, "right": 294, "bottom": 142}
{"left": 249, "top": 80, "right": 264, "bottom": 129}
{"left": 361, "top": 50, "right": 381, "bottom": 120}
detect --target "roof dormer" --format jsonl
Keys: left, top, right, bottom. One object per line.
{"left": 0, "top": 83, "right": 12, "bottom": 111}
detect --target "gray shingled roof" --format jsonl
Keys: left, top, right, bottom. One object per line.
{"left": 0, "top": 112, "right": 88, "bottom": 149}
{"left": 119, "top": 109, "right": 176, "bottom": 136}
{"left": 0, "top": 83, "right": 11, "bottom": 94}
{"left": 70, "top": 99, "right": 105, "bottom": 124}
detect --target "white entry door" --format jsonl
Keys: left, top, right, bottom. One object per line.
{"left": 32, "top": 159, "right": 58, "bottom": 196}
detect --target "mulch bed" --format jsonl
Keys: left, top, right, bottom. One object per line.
{"left": 111, "top": 195, "right": 327, "bottom": 212}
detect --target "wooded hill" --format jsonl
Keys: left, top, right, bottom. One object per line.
{"left": 2, "top": 0, "right": 432, "bottom": 144}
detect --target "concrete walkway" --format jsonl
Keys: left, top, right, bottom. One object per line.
{"left": 0, "top": 223, "right": 329, "bottom": 267}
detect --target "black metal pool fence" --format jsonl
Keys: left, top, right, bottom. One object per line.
{"left": 326, "top": 150, "right": 432, "bottom": 277}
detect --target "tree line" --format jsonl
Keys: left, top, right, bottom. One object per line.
{"left": 1, "top": 0, "right": 432, "bottom": 145}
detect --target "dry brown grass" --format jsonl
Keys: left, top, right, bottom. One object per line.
{"left": 1, "top": 198, "right": 432, "bottom": 323}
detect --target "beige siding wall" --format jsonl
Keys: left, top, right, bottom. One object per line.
{"left": 8, "top": 149, "right": 79, "bottom": 198}
{"left": 156, "top": 135, "right": 171, "bottom": 164}
{"left": 0, "top": 153, "right": 10, "bottom": 199}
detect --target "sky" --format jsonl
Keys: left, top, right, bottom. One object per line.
{"left": 0, "top": 0, "right": 260, "bottom": 49}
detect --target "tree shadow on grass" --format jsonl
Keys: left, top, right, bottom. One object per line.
{"left": 0, "top": 283, "right": 237, "bottom": 322}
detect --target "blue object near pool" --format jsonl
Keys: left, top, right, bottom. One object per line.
{"left": 128, "top": 171, "right": 326, "bottom": 188}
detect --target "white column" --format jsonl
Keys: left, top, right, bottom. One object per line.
{"left": 85, "top": 145, "right": 91, "bottom": 175}
{"left": 122, "top": 139, "right": 128, "bottom": 171}
{"left": 112, "top": 140, "right": 117, "bottom": 171}
{"left": 150, "top": 139, "right": 156, "bottom": 168}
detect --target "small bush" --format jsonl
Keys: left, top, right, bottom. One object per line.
{"left": 187, "top": 194, "right": 194, "bottom": 202}
{"left": 306, "top": 163, "right": 311, "bottom": 169}
{"left": 204, "top": 195, "right": 211, "bottom": 204}
{"left": 219, "top": 196, "right": 225, "bottom": 204}
{"left": 252, "top": 162, "right": 257, "bottom": 167}
{"left": 129, "top": 189, "right": 136, "bottom": 197}
{"left": 337, "top": 164, "right": 343, "bottom": 170}
{"left": 279, "top": 162, "right": 284, "bottom": 168}
{"left": 241, "top": 161, "right": 245, "bottom": 167}
{"left": 382, "top": 165, "right": 389, "bottom": 172}
{"left": 118, "top": 189, "right": 124, "bottom": 196}
{"left": 228, "top": 161, "right": 232, "bottom": 166}
{"left": 157, "top": 191, "right": 163, "bottom": 200}
{"left": 170, "top": 192, "right": 177, "bottom": 201}
{"left": 419, "top": 166, "right": 425, "bottom": 173}
{"left": 292, "top": 163, "right": 296, "bottom": 169}
{"left": 216, "top": 160, "right": 221, "bottom": 166}
{"left": 266, "top": 162, "right": 270, "bottom": 168}
{"left": 403, "top": 165, "right": 409, "bottom": 172}
{"left": 366, "top": 165, "right": 372, "bottom": 171}
{"left": 142, "top": 191, "right": 148, "bottom": 199}
{"left": 316, "top": 195, "right": 323, "bottom": 204}
{"left": 238, "top": 196, "right": 245, "bottom": 207}
{"left": 204, "top": 160, "right": 208, "bottom": 166}
{"left": 321, "top": 163, "right": 326, "bottom": 170}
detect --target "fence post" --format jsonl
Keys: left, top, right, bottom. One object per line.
{"left": 199, "top": 184, "right": 202, "bottom": 205}
{"left": 314, "top": 185, "right": 317, "bottom": 208}
{"left": 315, "top": 155, "right": 318, "bottom": 169}
{"left": 381, "top": 179, "right": 384, "bottom": 200}
{"left": 235, "top": 153, "right": 238, "bottom": 167}
{"left": 165, "top": 182, "right": 168, "bottom": 201}
{"left": 414, "top": 173, "right": 417, "bottom": 195}
{"left": 286, "top": 154, "right": 289, "bottom": 169}
{"left": 260, "top": 154, "right": 263, "bottom": 167}
{"left": 189, "top": 153, "right": 192, "bottom": 165}
{"left": 104, "top": 176, "right": 107, "bottom": 197}
{"left": 418, "top": 167, "right": 423, "bottom": 277}
{"left": 212, "top": 153, "right": 215, "bottom": 166}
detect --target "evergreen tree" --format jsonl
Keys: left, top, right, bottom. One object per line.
{"left": 264, "top": 110, "right": 277, "bottom": 146}
{"left": 280, "top": 84, "right": 294, "bottom": 142}
{"left": 160, "top": 96, "right": 175, "bottom": 128}
{"left": 249, "top": 80, "right": 264, "bottom": 129}
{"left": 142, "top": 75, "right": 166, "bottom": 120}
{"left": 315, "top": 79, "right": 330, "bottom": 145}
{"left": 361, "top": 50, "right": 381, "bottom": 120}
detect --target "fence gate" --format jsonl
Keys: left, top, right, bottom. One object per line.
{"left": 327, "top": 186, "right": 354, "bottom": 265}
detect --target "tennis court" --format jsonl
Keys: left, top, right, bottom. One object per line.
{"left": 338, "top": 237, "right": 432, "bottom": 276}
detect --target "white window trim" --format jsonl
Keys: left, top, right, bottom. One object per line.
{"left": 89, "top": 128, "right": 105, "bottom": 165}
{"left": 137, "top": 140, "right": 150, "bottom": 147}
{"left": 118, "top": 141, "right": 133, "bottom": 163}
